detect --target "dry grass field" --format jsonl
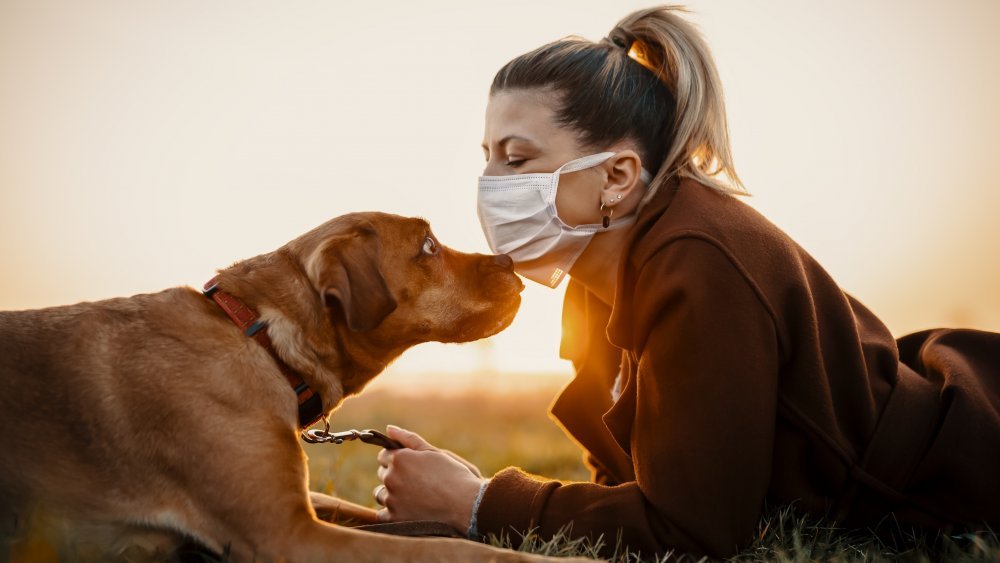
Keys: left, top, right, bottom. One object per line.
{"left": 7, "top": 380, "right": 999, "bottom": 561}
{"left": 307, "top": 383, "right": 1000, "bottom": 563}
{"left": 303, "top": 382, "right": 590, "bottom": 509}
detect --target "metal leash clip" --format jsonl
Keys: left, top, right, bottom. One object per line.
{"left": 301, "top": 421, "right": 403, "bottom": 450}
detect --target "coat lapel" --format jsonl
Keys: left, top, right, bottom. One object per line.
{"left": 552, "top": 178, "right": 683, "bottom": 469}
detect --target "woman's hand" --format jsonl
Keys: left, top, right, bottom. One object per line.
{"left": 375, "top": 425, "right": 486, "bottom": 533}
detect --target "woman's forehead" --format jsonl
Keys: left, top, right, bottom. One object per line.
{"left": 483, "top": 90, "right": 570, "bottom": 149}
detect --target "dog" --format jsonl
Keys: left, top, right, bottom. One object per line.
{"left": 0, "top": 212, "right": 584, "bottom": 562}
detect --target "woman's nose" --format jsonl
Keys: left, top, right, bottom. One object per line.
{"left": 492, "top": 254, "right": 514, "bottom": 269}
{"left": 482, "top": 159, "right": 507, "bottom": 176}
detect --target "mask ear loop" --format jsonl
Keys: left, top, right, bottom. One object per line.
{"left": 558, "top": 152, "right": 654, "bottom": 183}
{"left": 557, "top": 152, "right": 617, "bottom": 175}
{"left": 554, "top": 152, "right": 654, "bottom": 227}
{"left": 546, "top": 152, "right": 617, "bottom": 206}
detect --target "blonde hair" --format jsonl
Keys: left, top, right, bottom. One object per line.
{"left": 491, "top": 5, "right": 746, "bottom": 199}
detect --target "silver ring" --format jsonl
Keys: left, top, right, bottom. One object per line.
{"left": 373, "top": 484, "right": 388, "bottom": 506}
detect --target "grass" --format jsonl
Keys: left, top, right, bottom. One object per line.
{"left": 310, "top": 383, "right": 1000, "bottom": 562}
{"left": 485, "top": 505, "right": 1000, "bottom": 562}
{"left": 9, "top": 380, "right": 999, "bottom": 561}
{"left": 304, "top": 384, "right": 590, "bottom": 506}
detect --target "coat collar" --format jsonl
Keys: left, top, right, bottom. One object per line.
{"left": 606, "top": 176, "right": 682, "bottom": 351}
{"left": 558, "top": 176, "right": 682, "bottom": 364}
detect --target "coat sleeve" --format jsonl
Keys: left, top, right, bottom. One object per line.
{"left": 585, "top": 453, "right": 619, "bottom": 486}
{"left": 476, "top": 237, "right": 780, "bottom": 558}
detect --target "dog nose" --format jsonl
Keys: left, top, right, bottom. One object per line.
{"left": 492, "top": 254, "right": 514, "bottom": 270}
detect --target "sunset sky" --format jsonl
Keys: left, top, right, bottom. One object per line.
{"left": 1, "top": 1, "right": 998, "bottom": 386}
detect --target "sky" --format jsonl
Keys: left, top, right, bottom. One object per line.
{"left": 1, "top": 1, "right": 998, "bottom": 385}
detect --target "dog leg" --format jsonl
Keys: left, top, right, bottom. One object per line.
{"left": 269, "top": 516, "right": 590, "bottom": 563}
{"left": 174, "top": 422, "right": 586, "bottom": 562}
{"left": 308, "top": 492, "right": 378, "bottom": 526}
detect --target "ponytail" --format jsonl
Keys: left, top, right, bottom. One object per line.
{"left": 610, "top": 6, "right": 745, "bottom": 197}
{"left": 491, "top": 5, "right": 745, "bottom": 199}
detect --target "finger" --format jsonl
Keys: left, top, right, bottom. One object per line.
{"left": 376, "top": 508, "right": 392, "bottom": 523}
{"left": 376, "top": 465, "right": 387, "bottom": 482}
{"left": 386, "top": 424, "right": 435, "bottom": 451}
{"left": 376, "top": 448, "right": 394, "bottom": 467}
{"left": 373, "top": 484, "right": 388, "bottom": 506}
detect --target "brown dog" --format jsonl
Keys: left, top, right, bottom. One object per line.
{"left": 0, "top": 212, "right": 582, "bottom": 562}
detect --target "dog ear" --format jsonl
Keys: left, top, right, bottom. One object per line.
{"left": 308, "top": 225, "right": 397, "bottom": 332}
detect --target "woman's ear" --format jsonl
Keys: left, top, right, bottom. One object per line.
{"left": 600, "top": 150, "right": 643, "bottom": 205}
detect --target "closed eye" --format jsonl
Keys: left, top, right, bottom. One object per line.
{"left": 421, "top": 236, "right": 440, "bottom": 256}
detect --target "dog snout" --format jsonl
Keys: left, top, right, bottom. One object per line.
{"left": 476, "top": 253, "right": 514, "bottom": 274}
{"left": 492, "top": 254, "right": 513, "bottom": 270}
{"left": 475, "top": 253, "right": 523, "bottom": 294}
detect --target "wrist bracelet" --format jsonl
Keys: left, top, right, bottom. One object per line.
{"left": 467, "top": 480, "right": 489, "bottom": 540}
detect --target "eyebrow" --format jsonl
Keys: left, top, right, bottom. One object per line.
{"left": 481, "top": 135, "right": 537, "bottom": 151}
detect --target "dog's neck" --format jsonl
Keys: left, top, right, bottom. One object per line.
{"left": 203, "top": 278, "right": 325, "bottom": 427}
{"left": 209, "top": 249, "right": 410, "bottom": 415}
{"left": 328, "top": 325, "right": 413, "bottom": 398}
{"left": 208, "top": 252, "right": 343, "bottom": 415}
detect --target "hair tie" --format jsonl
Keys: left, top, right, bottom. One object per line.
{"left": 604, "top": 29, "right": 663, "bottom": 82}
{"left": 626, "top": 39, "right": 660, "bottom": 76}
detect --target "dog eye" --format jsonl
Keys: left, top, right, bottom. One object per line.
{"left": 422, "top": 236, "right": 439, "bottom": 256}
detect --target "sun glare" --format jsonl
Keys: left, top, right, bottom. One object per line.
{"left": 0, "top": 1, "right": 997, "bottom": 384}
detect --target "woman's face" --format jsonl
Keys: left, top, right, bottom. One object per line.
{"left": 482, "top": 89, "right": 604, "bottom": 228}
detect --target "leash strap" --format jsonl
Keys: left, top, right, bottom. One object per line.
{"left": 302, "top": 427, "right": 403, "bottom": 449}
{"left": 353, "top": 521, "right": 463, "bottom": 538}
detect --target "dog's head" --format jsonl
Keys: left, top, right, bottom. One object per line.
{"left": 299, "top": 212, "right": 523, "bottom": 345}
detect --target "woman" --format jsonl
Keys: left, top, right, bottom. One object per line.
{"left": 369, "top": 6, "right": 1000, "bottom": 559}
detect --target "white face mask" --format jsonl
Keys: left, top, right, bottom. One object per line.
{"left": 477, "top": 152, "right": 652, "bottom": 288}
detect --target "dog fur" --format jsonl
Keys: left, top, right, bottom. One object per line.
{"left": 0, "top": 212, "right": 583, "bottom": 562}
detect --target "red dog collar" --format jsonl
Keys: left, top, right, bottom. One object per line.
{"left": 203, "top": 277, "right": 323, "bottom": 428}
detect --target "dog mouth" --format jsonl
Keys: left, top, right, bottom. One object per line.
{"left": 484, "top": 273, "right": 523, "bottom": 331}
{"left": 446, "top": 293, "right": 521, "bottom": 343}
{"left": 485, "top": 294, "right": 521, "bottom": 334}
{"left": 511, "top": 276, "right": 526, "bottom": 294}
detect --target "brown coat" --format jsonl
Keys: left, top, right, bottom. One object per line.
{"left": 476, "top": 178, "right": 1000, "bottom": 558}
